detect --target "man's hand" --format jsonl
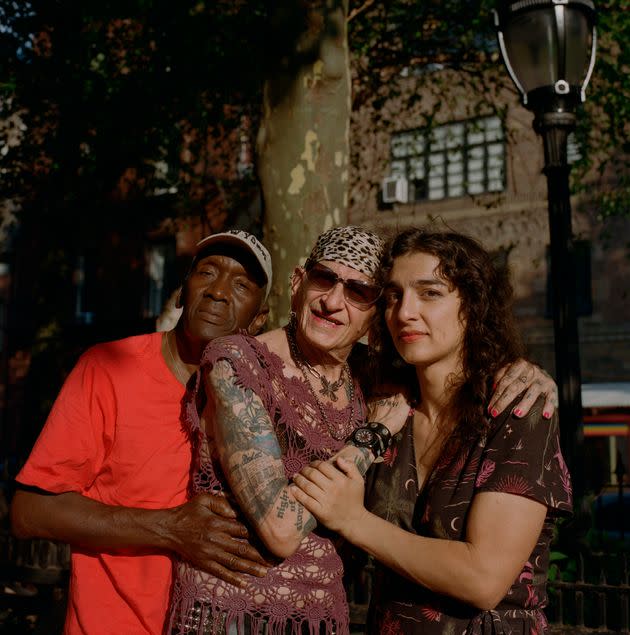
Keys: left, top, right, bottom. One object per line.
{"left": 11, "top": 489, "right": 272, "bottom": 587}
{"left": 488, "top": 359, "right": 558, "bottom": 420}
{"left": 166, "top": 493, "right": 271, "bottom": 586}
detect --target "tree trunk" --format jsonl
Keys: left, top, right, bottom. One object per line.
{"left": 258, "top": 0, "right": 350, "bottom": 326}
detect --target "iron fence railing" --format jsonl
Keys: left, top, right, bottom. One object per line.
{"left": 3, "top": 533, "right": 630, "bottom": 634}
{"left": 0, "top": 531, "right": 70, "bottom": 633}
{"left": 345, "top": 552, "right": 630, "bottom": 634}
{"left": 545, "top": 553, "right": 630, "bottom": 634}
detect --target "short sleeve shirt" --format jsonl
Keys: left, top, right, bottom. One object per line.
{"left": 365, "top": 400, "right": 572, "bottom": 634}
{"left": 16, "top": 332, "right": 192, "bottom": 635}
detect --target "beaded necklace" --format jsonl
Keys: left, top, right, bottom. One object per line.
{"left": 286, "top": 325, "right": 356, "bottom": 441}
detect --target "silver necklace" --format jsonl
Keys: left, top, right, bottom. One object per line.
{"left": 285, "top": 322, "right": 346, "bottom": 402}
{"left": 166, "top": 332, "right": 190, "bottom": 386}
{"left": 314, "top": 369, "right": 346, "bottom": 401}
{"left": 286, "top": 325, "right": 356, "bottom": 441}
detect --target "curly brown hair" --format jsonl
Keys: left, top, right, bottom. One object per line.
{"left": 369, "top": 227, "right": 525, "bottom": 448}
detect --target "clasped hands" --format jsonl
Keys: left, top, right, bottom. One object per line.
{"left": 291, "top": 457, "right": 367, "bottom": 537}
{"left": 188, "top": 360, "right": 556, "bottom": 578}
{"left": 290, "top": 358, "right": 559, "bottom": 535}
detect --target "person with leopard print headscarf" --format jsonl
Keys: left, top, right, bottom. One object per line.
{"left": 168, "top": 225, "right": 559, "bottom": 635}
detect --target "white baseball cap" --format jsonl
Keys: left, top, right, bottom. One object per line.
{"left": 195, "top": 230, "right": 273, "bottom": 302}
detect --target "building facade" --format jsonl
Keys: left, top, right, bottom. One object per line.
{"left": 347, "top": 69, "right": 630, "bottom": 384}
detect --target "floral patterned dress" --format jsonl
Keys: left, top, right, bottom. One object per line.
{"left": 364, "top": 400, "right": 572, "bottom": 635}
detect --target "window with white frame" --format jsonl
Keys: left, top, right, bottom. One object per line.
{"left": 387, "top": 115, "right": 505, "bottom": 203}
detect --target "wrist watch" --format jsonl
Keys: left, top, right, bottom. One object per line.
{"left": 348, "top": 422, "right": 392, "bottom": 459}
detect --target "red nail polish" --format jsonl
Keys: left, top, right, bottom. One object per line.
{"left": 543, "top": 411, "right": 551, "bottom": 419}
{"left": 491, "top": 408, "right": 498, "bottom": 417}
{"left": 514, "top": 408, "right": 522, "bottom": 417}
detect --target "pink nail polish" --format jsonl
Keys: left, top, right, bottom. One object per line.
{"left": 514, "top": 408, "right": 522, "bottom": 417}
{"left": 491, "top": 408, "right": 498, "bottom": 418}
{"left": 543, "top": 411, "right": 551, "bottom": 419}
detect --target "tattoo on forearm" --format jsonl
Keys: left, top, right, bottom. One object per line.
{"left": 353, "top": 448, "right": 372, "bottom": 476}
{"left": 303, "top": 515, "right": 316, "bottom": 533}
{"left": 372, "top": 396, "right": 400, "bottom": 409}
{"left": 277, "top": 486, "right": 316, "bottom": 533}
{"left": 232, "top": 462, "right": 286, "bottom": 522}
{"left": 277, "top": 489, "right": 294, "bottom": 519}
{"left": 296, "top": 500, "right": 304, "bottom": 531}
{"left": 209, "top": 360, "right": 315, "bottom": 537}
{"left": 242, "top": 449, "right": 264, "bottom": 465}
{"left": 297, "top": 507, "right": 316, "bottom": 534}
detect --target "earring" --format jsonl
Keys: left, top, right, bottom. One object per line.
{"left": 288, "top": 310, "right": 297, "bottom": 329}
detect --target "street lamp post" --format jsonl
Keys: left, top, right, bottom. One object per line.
{"left": 494, "top": 0, "right": 597, "bottom": 498}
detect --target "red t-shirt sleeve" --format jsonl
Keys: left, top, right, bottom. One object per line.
{"left": 16, "top": 348, "right": 116, "bottom": 494}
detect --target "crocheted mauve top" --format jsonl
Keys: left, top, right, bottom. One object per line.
{"left": 168, "top": 333, "right": 365, "bottom": 635}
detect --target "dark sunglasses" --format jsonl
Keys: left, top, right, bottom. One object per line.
{"left": 305, "top": 263, "right": 382, "bottom": 308}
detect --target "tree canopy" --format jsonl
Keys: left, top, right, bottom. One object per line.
{"left": 1, "top": 1, "right": 627, "bottom": 231}
{"left": 0, "top": 0, "right": 627, "bottom": 334}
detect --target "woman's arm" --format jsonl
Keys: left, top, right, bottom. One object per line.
{"left": 207, "top": 359, "right": 315, "bottom": 559}
{"left": 291, "top": 458, "right": 547, "bottom": 610}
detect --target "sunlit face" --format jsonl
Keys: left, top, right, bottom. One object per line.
{"left": 291, "top": 260, "right": 377, "bottom": 360}
{"left": 383, "top": 252, "right": 465, "bottom": 372}
{"left": 180, "top": 253, "right": 267, "bottom": 347}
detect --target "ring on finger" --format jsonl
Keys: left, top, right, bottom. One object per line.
{"left": 519, "top": 375, "right": 528, "bottom": 384}
{"left": 228, "top": 556, "right": 237, "bottom": 569}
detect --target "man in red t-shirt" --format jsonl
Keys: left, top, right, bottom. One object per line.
{"left": 10, "top": 231, "right": 274, "bottom": 635}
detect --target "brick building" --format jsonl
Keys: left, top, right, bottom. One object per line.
{"left": 345, "top": 68, "right": 630, "bottom": 488}
{"left": 347, "top": 69, "right": 630, "bottom": 384}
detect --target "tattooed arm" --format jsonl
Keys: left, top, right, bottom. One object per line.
{"left": 206, "top": 359, "right": 316, "bottom": 559}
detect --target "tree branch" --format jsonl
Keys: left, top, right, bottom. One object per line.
{"left": 348, "top": 0, "right": 375, "bottom": 22}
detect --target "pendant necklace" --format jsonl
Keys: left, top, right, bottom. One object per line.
{"left": 286, "top": 324, "right": 356, "bottom": 441}
{"left": 286, "top": 325, "right": 346, "bottom": 402}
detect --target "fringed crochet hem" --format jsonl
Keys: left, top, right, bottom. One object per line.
{"left": 168, "top": 596, "right": 349, "bottom": 635}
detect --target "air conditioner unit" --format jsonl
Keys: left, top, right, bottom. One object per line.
{"left": 382, "top": 176, "right": 408, "bottom": 204}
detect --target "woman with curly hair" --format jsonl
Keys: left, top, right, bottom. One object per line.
{"left": 292, "top": 227, "right": 572, "bottom": 634}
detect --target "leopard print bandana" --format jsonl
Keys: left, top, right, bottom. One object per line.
{"left": 304, "top": 226, "right": 384, "bottom": 278}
